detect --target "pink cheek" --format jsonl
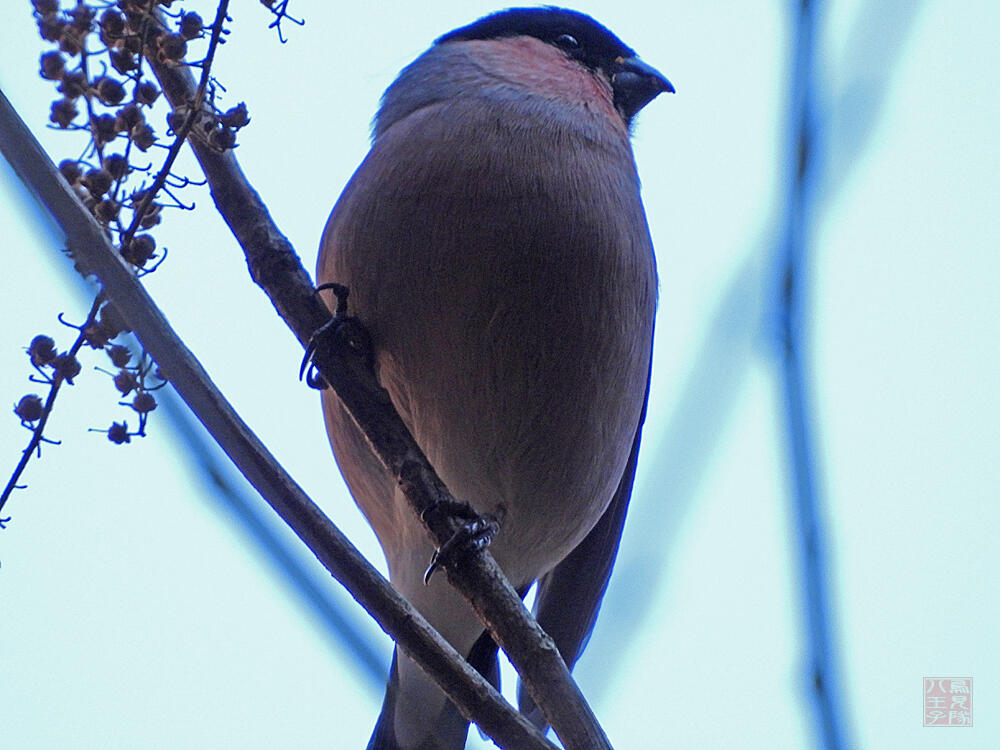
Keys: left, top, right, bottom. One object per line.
{"left": 481, "top": 38, "right": 621, "bottom": 124}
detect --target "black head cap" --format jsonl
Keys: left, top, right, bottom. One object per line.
{"left": 437, "top": 7, "right": 635, "bottom": 67}
{"left": 436, "top": 7, "right": 673, "bottom": 122}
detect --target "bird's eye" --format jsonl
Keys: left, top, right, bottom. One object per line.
{"left": 554, "top": 34, "right": 580, "bottom": 50}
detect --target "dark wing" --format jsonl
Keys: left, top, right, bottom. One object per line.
{"left": 517, "top": 351, "right": 653, "bottom": 727}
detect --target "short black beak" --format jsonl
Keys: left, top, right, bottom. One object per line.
{"left": 611, "top": 56, "right": 674, "bottom": 122}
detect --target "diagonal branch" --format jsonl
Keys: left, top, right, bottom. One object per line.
{"left": 143, "top": 35, "right": 612, "bottom": 750}
{"left": 0, "top": 85, "right": 556, "bottom": 750}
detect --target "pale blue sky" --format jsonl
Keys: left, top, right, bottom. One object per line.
{"left": 1, "top": 3, "right": 997, "bottom": 749}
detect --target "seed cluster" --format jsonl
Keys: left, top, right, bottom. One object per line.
{"left": 8, "top": 0, "right": 245, "bottom": 500}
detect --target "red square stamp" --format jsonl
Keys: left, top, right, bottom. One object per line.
{"left": 924, "top": 677, "right": 973, "bottom": 726}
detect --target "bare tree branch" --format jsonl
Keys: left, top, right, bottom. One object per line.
{"left": 0, "top": 85, "right": 556, "bottom": 750}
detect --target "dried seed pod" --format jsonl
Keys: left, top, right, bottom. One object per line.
{"left": 58, "top": 70, "right": 88, "bottom": 99}
{"left": 179, "top": 11, "right": 203, "bottom": 40}
{"left": 131, "top": 392, "right": 157, "bottom": 414}
{"left": 15, "top": 394, "right": 45, "bottom": 423}
{"left": 107, "top": 421, "right": 131, "bottom": 444}
{"left": 53, "top": 353, "right": 82, "bottom": 383}
{"left": 130, "top": 122, "right": 156, "bottom": 151}
{"left": 94, "top": 76, "right": 126, "bottom": 106}
{"left": 100, "top": 9, "right": 126, "bottom": 38}
{"left": 39, "top": 50, "right": 65, "bottom": 80}
{"left": 138, "top": 202, "right": 162, "bottom": 229}
{"left": 58, "top": 28, "right": 84, "bottom": 56}
{"left": 110, "top": 48, "right": 137, "bottom": 74}
{"left": 104, "top": 153, "right": 129, "bottom": 180}
{"left": 219, "top": 103, "right": 250, "bottom": 129}
{"left": 91, "top": 113, "right": 118, "bottom": 145}
{"left": 82, "top": 168, "right": 113, "bottom": 198}
{"left": 83, "top": 321, "right": 110, "bottom": 349}
{"left": 134, "top": 81, "right": 160, "bottom": 106}
{"left": 32, "top": 0, "right": 60, "bottom": 15}
{"left": 115, "top": 102, "right": 143, "bottom": 131}
{"left": 165, "top": 109, "right": 187, "bottom": 133}
{"left": 94, "top": 199, "right": 120, "bottom": 224}
{"left": 28, "top": 335, "right": 57, "bottom": 367}
{"left": 58, "top": 159, "right": 82, "bottom": 185}
{"left": 114, "top": 369, "right": 138, "bottom": 395}
{"left": 120, "top": 234, "right": 156, "bottom": 267}
{"left": 98, "top": 302, "right": 131, "bottom": 338}
{"left": 122, "top": 32, "right": 142, "bottom": 55}
{"left": 68, "top": 4, "right": 96, "bottom": 31}
{"left": 157, "top": 33, "right": 187, "bottom": 62}
{"left": 37, "top": 15, "right": 65, "bottom": 42}
{"left": 107, "top": 345, "right": 131, "bottom": 368}
{"left": 49, "top": 97, "right": 78, "bottom": 128}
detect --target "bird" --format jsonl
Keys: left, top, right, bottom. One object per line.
{"left": 317, "top": 7, "right": 672, "bottom": 749}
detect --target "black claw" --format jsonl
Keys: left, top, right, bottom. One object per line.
{"left": 423, "top": 507, "right": 501, "bottom": 584}
{"left": 300, "top": 282, "right": 372, "bottom": 389}
{"left": 299, "top": 316, "right": 338, "bottom": 386}
{"left": 305, "top": 368, "right": 327, "bottom": 390}
{"left": 315, "top": 282, "right": 350, "bottom": 315}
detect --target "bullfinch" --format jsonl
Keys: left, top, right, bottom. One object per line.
{"left": 317, "top": 7, "right": 672, "bottom": 749}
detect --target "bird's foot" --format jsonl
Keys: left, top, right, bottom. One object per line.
{"left": 422, "top": 501, "right": 504, "bottom": 583}
{"left": 300, "top": 283, "right": 372, "bottom": 389}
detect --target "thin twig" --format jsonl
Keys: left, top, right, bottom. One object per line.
{"left": 120, "top": 0, "right": 230, "bottom": 250}
{"left": 0, "top": 293, "right": 103, "bottom": 514}
{"left": 263, "top": 1, "right": 304, "bottom": 43}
